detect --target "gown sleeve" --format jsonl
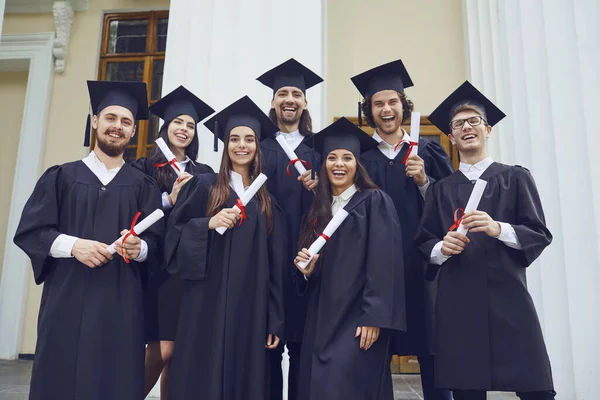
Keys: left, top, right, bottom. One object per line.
{"left": 359, "top": 190, "right": 406, "bottom": 332}
{"left": 136, "top": 175, "right": 165, "bottom": 275}
{"left": 415, "top": 182, "right": 446, "bottom": 281}
{"left": 510, "top": 166, "right": 553, "bottom": 266}
{"left": 422, "top": 140, "right": 455, "bottom": 183}
{"left": 13, "top": 166, "right": 64, "bottom": 284}
{"left": 267, "top": 201, "right": 286, "bottom": 338}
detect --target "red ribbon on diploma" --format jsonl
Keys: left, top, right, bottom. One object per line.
{"left": 394, "top": 141, "right": 418, "bottom": 165}
{"left": 448, "top": 208, "right": 465, "bottom": 231}
{"left": 312, "top": 219, "right": 330, "bottom": 241}
{"left": 121, "top": 211, "right": 141, "bottom": 264}
{"left": 235, "top": 198, "right": 247, "bottom": 227}
{"left": 286, "top": 158, "right": 311, "bottom": 176}
{"left": 154, "top": 158, "right": 181, "bottom": 173}
{"left": 319, "top": 233, "right": 330, "bottom": 241}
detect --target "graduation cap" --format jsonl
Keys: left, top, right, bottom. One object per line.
{"left": 256, "top": 58, "right": 323, "bottom": 95}
{"left": 351, "top": 59, "right": 414, "bottom": 99}
{"left": 428, "top": 80, "right": 506, "bottom": 135}
{"left": 308, "top": 117, "right": 379, "bottom": 158}
{"left": 203, "top": 95, "right": 279, "bottom": 152}
{"left": 84, "top": 80, "right": 149, "bottom": 146}
{"left": 149, "top": 85, "right": 215, "bottom": 125}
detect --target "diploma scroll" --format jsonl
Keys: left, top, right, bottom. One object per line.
{"left": 409, "top": 112, "right": 421, "bottom": 156}
{"left": 297, "top": 208, "right": 349, "bottom": 269}
{"left": 155, "top": 138, "right": 183, "bottom": 177}
{"left": 215, "top": 173, "right": 268, "bottom": 235}
{"left": 106, "top": 209, "right": 165, "bottom": 254}
{"left": 457, "top": 179, "right": 488, "bottom": 236}
{"left": 276, "top": 135, "right": 307, "bottom": 175}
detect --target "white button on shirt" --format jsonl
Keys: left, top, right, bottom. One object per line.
{"left": 429, "top": 157, "right": 522, "bottom": 265}
{"left": 49, "top": 151, "right": 148, "bottom": 262}
{"left": 275, "top": 130, "right": 304, "bottom": 151}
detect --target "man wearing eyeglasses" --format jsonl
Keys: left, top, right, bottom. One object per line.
{"left": 416, "top": 81, "right": 555, "bottom": 400}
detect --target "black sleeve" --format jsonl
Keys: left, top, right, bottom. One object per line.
{"left": 415, "top": 182, "right": 445, "bottom": 281}
{"left": 267, "top": 201, "right": 286, "bottom": 338}
{"left": 136, "top": 175, "right": 165, "bottom": 275}
{"left": 422, "top": 140, "right": 455, "bottom": 183}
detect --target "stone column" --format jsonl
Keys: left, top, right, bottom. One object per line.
{"left": 462, "top": 1, "right": 600, "bottom": 398}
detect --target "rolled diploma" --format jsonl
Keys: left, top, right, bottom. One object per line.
{"left": 275, "top": 135, "right": 307, "bottom": 175}
{"left": 106, "top": 209, "right": 165, "bottom": 254}
{"left": 409, "top": 111, "right": 421, "bottom": 156}
{"left": 215, "top": 173, "right": 268, "bottom": 235}
{"left": 456, "top": 179, "right": 488, "bottom": 236}
{"left": 297, "top": 209, "right": 349, "bottom": 269}
{"left": 155, "top": 137, "right": 182, "bottom": 177}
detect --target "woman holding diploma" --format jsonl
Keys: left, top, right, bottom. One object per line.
{"left": 293, "top": 117, "right": 406, "bottom": 400}
{"left": 130, "top": 85, "right": 215, "bottom": 399}
{"left": 416, "top": 82, "right": 555, "bottom": 400}
{"left": 164, "top": 96, "right": 285, "bottom": 400}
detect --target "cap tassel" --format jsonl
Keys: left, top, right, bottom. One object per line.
{"left": 213, "top": 120, "right": 219, "bottom": 152}
{"left": 357, "top": 101, "right": 363, "bottom": 126}
{"left": 84, "top": 114, "right": 91, "bottom": 147}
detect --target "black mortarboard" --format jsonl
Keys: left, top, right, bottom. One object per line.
{"left": 84, "top": 80, "right": 149, "bottom": 146}
{"left": 308, "top": 117, "right": 378, "bottom": 158}
{"left": 256, "top": 58, "right": 323, "bottom": 94}
{"left": 428, "top": 80, "right": 506, "bottom": 135}
{"left": 351, "top": 59, "right": 414, "bottom": 99}
{"left": 149, "top": 85, "right": 214, "bottom": 124}
{"left": 203, "top": 95, "right": 279, "bottom": 152}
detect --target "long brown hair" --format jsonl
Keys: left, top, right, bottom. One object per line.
{"left": 298, "top": 157, "right": 378, "bottom": 250}
{"left": 206, "top": 130, "right": 273, "bottom": 235}
{"left": 268, "top": 108, "right": 314, "bottom": 137}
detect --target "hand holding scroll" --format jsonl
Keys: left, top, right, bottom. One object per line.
{"left": 294, "top": 248, "right": 319, "bottom": 277}
{"left": 461, "top": 211, "right": 501, "bottom": 237}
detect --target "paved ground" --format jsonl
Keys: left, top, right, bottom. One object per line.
{"left": 0, "top": 360, "right": 517, "bottom": 399}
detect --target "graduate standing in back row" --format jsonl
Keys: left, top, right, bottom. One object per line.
{"left": 130, "top": 85, "right": 215, "bottom": 399}
{"left": 164, "top": 96, "right": 285, "bottom": 400}
{"left": 416, "top": 81, "right": 555, "bottom": 400}
{"left": 256, "top": 58, "right": 322, "bottom": 400}
{"left": 14, "top": 81, "right": 163, "bottom": 400}
{"left": 294, "top": 118, "right": 406, "bottom": 400}
{"left": 352, "top": 59, "right": 454, "bottom": 400}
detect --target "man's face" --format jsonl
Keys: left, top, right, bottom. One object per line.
{"left": 448, "top": 110, "right": 491, "bottom": 153}
{"left": 93, "top": 105, "right": 136, "bottom": 157}
{"left": 370, "top": 90, "right": 403, "bottom": 135}
{"left": 271, "top": 86, "right": 307, "bottom": 126}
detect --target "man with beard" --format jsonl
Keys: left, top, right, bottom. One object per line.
{"left": 13, "top": 80, "right": 163, "bottom": 400}
{"left": 351, "top": 60, "right": 454, "bottom": 400}
{"left": 256, "top": 58, "right": 322, "bottom": 400}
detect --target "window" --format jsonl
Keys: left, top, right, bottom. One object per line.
{"left": 93, "top": 11, "right": 168, "bottom": 162}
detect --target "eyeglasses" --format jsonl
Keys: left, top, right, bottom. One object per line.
{"left": 449, "top": 116, "right": 487, "bottom": 130}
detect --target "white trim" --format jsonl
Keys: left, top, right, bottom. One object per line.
{"left": 0, "top": 32, "right": 54, "bottom": 360}
{"left": 5, "top": 0, "right": 88, "bottom": 14}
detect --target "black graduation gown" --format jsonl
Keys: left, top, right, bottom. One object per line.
{"left": 261, "top": 137, "right": 321, "bottom": 342}
{"left": 361, "top": 138, "right": 454, "bottom": 356}
{"left": 13, "top": 161, "right": 163, "bottom": 400}
{"left": 296, "top": 189, "right": 406, "bottom": 400}
{"left": 415, "top": 162, "right": 554, "bottom": 391}
{"left": 131, "top": 156, "right": 213, "bottom": 341}
{"left": 164, "top": 174, "right": 285, "bottom": 400}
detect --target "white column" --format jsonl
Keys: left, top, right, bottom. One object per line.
{"left": 0, "top": 0, "right": 4, "bottom": 36}
{"left": 162, "top": 0, "right": 325, "bottom": 171}
{"left": 462, "top": 1, "right": 600, "bottom": 399}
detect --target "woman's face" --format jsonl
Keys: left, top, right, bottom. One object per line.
{"left": 167, "top": 114, "right": 196, "bottom": 151}
{"left": 325, "top": 149, "right": 357, "bottom": 193}
{"left": 228, "top": 126, "right": 257, "bottom": 169}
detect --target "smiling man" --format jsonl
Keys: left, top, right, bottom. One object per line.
{"left": 13, "top": 80, "right": 163, "bottom": 400}
{"left": 417, "top": 81, "right": 555, "bottom": 400}
{"left": 256, "top": 58, "right": 323, "bottom": 400}
{"left": 351, "top": 60, "right": 454, "bottom": 400}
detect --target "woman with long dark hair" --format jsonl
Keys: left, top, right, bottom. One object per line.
{"left": 164, "top": 96, "right": 285, "bottom": 400}
{"left": 130, "top": 85, "right": 215, "bottom": 399}
{"left": 293, "top": 118, "right": 406, "bottom": 400}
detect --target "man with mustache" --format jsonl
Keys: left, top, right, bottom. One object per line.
{"left": 256, "top": 58, "right": 322, "bottom": 400}
{"left": 13, "top": 81, "right": 163, "bottom": 400}
{"left": 351, "top": 60, "right": 454, "bottom": 400}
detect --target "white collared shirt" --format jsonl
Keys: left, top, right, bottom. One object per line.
{"left": 161, "top": 156, "right": 192, "bottom": 210}
{"left": 331, "top": 184, "right": 357, "bottom": 215}
{"left": 49, "top": 151, "right": 148, "bottom": 262}
{"left": 229, "top": 170, "right": 247, "bottom": 198}
{"left": 372, "top": 129, "right": 429, "bottom": 199}
{"left": 430, "top": 157, "right": 522, "bottom": 265}
{"left": 276, "top": 129, "right": 304, "bottom": 151}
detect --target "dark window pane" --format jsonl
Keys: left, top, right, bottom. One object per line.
{"left": 124, "top": 146, "right": 138, "bottom": 162}
{"left": 105, "top": 61, "right": 144, "bottom": 82}
{"left": 107, "top": 19, "right": 148, "bottom": 54}
{"left": 156, "top": 18, "right": 168, "bottom": 52}
{"left": 148, "top": 115, "right": 161, "bottom": 143}
{"left": 151, "top": 60, "right": 164, "bottom": 100}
